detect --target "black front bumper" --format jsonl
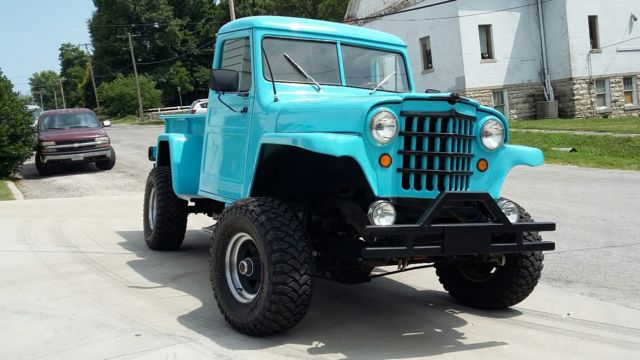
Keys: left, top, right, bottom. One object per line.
{"left": 362, "top": 192, "right": 555, "bottom": 258}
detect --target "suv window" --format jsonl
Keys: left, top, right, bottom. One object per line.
{"left": 220, "top": 37, "right": 252, "bottom": 92}
{"left": 262, "top": 37, "right": 341, "bottom": 85}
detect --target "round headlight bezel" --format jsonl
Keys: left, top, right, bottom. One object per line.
{"left": 480, "top": 118, "right": 505, "bottom": 150}
{"left": 367, "top": 200, "right": 397, "bottom": 226}
{"left": 369, "top": 109, "right": 399, "bottom": 145}
{"left": 497, "top": 199, "right": 520, "bottom": 223}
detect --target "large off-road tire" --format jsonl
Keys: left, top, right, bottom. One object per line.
{"left": 435, "top": 200, "right": 544, "bottom": 309}
{"left": 35, "top": 153, "right": 54, "bottom": 176}
{"left": 95, "top": 148, "right": 116, "bottom": 170}
{"left": 210, "top": 197, "right": 313, "bottom": 336}
{"left": 143, "top": 167, "right": 188, "bottom": 251}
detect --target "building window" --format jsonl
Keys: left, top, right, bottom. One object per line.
{"left": 623, "top": 77, "right": 638, "bottom": 106}
{"left": 588, "top": 16, "right": 600, "bottom": 50}
{"left": 492, "top": 90, "right": 508, "bottom": 115}
{"left": 419, "top": 36, "right": 433, "bottom": 71}
{"left": 595, "top": 78, "right": 610, "bottom": 109}
{"left": 478, "top": 25, "right": 494, "bottom": 60}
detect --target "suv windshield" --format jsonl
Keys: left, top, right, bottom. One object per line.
{"left": 40, "top": 112, "right": 101, "bottom": 131}
{"left": 262, "top": 37, "right": 410, "bottom": 92}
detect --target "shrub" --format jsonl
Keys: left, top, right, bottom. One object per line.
{"left": 99, "top": 74, "right": 163, "bottom": 117}
{"left": 0, "top": 70, "right": 35, "bottom": 177}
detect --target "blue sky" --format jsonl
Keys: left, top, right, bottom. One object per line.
{"left": 0, "top": 0, "right": 95, "bottom": 94}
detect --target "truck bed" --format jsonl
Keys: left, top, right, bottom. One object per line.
{"left": 160, "top": 114, "right": 206, "bottom": 136}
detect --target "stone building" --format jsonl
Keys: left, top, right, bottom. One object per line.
{"left": 345, "top": 0, "right": 640, "bottom": 119}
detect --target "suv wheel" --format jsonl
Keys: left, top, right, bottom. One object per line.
{"left": 435, "top": 200, "right": 544, "bottom": 309}
{"left": 210, "top": 197, "right": 313, "bottom": 336}
{"left": 35, "top": 153, "right": 54, "bottom": 176}
{"left": 143, "top": 167, "right": 188, "bottom": 250}
{"left": 96, "top": 148, "right": 116, "bottom": 170}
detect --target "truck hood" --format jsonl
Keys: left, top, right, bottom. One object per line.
{"left": 273, "top": 91, "right": 491, "bottom": 134}
{"left": 38, "top": 128, "right": 107, "bottom": 142}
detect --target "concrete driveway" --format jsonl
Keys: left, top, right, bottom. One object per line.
{"left": 1, "top": 195, "right": 639, "bottom": 359}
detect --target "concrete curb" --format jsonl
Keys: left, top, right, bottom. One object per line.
{"left": 5, "top": 181, "right": 24, "bottom": 200}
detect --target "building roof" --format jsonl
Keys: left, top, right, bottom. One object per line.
{"left": 218, "top": 16, "right": 405, "bottom": 47}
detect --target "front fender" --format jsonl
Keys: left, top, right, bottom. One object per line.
{"left": 470, "top": 144, "right": 544, "bottom": 198}
{"left": 255, "top": 133, "right": 379, "bottom": 196}
{"left": 157, "top": 133, "right": 203, "bottom": 197}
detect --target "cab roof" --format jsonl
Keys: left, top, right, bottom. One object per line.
{"left": 218, "top": 16, "right": 406, "bottom": 47}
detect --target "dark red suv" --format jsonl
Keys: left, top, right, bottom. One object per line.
{"left": 35, "top": 108, "right": 116, "bottom": 176}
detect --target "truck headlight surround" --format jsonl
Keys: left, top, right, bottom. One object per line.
{"left": 41, "top": 141, "right": 55, "bottom": 147}
{"left": 96, "top": 136, "right": 110, "bottom": 144}
{"left": 367, "top": 200, "right": 396, "bottom": 226}
{"left": 480, "top": 118, "right": 505, "bottom": 150}
{"left": 369, "top": 109, "right": 399, "bottom": 145}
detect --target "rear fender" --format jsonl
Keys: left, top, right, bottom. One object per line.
{"left": 156, "top": 133, "right": 203, "bottom": 197}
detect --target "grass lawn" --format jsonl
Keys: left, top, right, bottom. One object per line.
{"left": 509, "top": 117, "right": 640, "bottom": 134}
{"left": 510, "top": 132, "right": 640, "bottom": 170}
{"left": 107, "top": 115, "right": 165, "bottom": 126}
{"left": 0, "top": 180, "right": 14, "bottom": 201}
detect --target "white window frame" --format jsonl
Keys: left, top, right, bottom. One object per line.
{"left": 419, "top": 36, "right": 433, "bottom": 72}
{"left": 594, "top": 78, "right": 610, "bottom": 110}
{"left": 623, "top": 76, "right": 638, "bottom": 106}
{"left": 492, "top": 89, "right": 509, "bottom": 116}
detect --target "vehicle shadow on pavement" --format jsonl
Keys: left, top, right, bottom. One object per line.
{"left": 117, "top": 230, "right": 519, "bottom": 359}
{"left": 20, "top": 158, "right": 103, "bottom": 179}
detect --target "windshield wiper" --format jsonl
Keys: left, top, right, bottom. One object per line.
{"left": 283, "top": 53, "right": 321, "bottom": 92}
{"left": 70, "top": 126, "right": 90, "bottom": 128}
{"left": 370, "top": 71, "right": 396, "bottom": 95}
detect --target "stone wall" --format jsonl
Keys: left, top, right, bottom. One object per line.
{"left": 461, "top": 75, "right": 640, "bottom": 119}
{"left": 461, "top": 83, "right": 546, "bottom": 120}
{"left": 552, "top": 75, "right": 640, "bottom": 118}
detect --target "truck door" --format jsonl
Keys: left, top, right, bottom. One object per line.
{"left": 199, "top": 31, "right": 254, "bottom": 201}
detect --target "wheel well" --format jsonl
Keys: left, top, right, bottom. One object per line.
{"left": 157, "top": 141, "right": 170, "bottom": 167}
{"left": 250, "top": 144, "right": 374, "bottom": 202}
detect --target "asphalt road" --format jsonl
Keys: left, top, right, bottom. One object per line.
{"left": 16, "top": 124, "right": 640, "bottom": 309}
{"left": 4, "top": 124, "right": 640, "bottom": 358}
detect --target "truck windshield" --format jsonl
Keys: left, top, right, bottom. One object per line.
{"left": 40, "top": 113, "right": 101, "bottom": 131}
{"left": 262, "top": 37, "right": 410, "bottom": 92}
{"left": 341, "top": 44, "right": 409, "bottom": 93}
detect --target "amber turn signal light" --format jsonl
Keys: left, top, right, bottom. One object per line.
{"left": 379, "top": 153, "right": 392, "bottom": 168}
{"left": 477, "top": 158, "right": 488, "bottom": 172}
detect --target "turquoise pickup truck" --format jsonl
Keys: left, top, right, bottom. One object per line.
{"left": 144, "top": 16, "right": 556, "bottom": 336}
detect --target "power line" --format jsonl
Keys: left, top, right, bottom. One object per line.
{"left": 346, "top": 0, "right": 457, "bottom": 23}
{"left": 137, "top": 39, "right": 216, "bottom": 65}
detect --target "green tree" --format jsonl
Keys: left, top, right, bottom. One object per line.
{"left": 59, "top": 43, "right": 88, "bottom": 108}
{"left": 0, "top": 69, "right": 35, "bottom": 177}
{"left": 98, "top": 74, "right": 163, "bottom": 117}
{"left": 29, "top": 70, "right": 60, "bottom": 110}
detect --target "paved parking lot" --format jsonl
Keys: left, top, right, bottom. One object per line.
{"left": 3, "top": 124, "right": 640, "bottom": 358}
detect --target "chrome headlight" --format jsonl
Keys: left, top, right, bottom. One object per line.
{"left": 367, "top": 200, "right": 396, "bottom": 226}
{"left": 41, "top": 141, "right": 55, "bottom": 147}
{"left": 369, "top": 110, "right": 399, "bottom": 144}
{"left": 497, "top": 199, "right": 520, "bottom": 223}
{"left": 481, "top": 118, "right": 505, "bottom": 150}
{"left": 96, "top": 136, "right": 110, "bottom": 144}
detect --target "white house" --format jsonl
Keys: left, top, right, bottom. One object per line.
{"left": 346, "top": 0, "right": 640, "bottom": 119}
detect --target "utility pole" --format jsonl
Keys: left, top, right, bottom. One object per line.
{"left": 59, "top": 77, "right": 66, "bottom": 109}
{"left": 35, "top": 91, "right": 44, "bottom": 109}
{"left": 81, "top": 43, "right": 101, "bottom": 109}
{"left": 229, "top": 0, "right": 236, "bottom": 20}
{"left": 118, "top": 32, "right": 144, "bottom": 122}
{"left": 54, "top": 90, "right": 59, "bottom": 109}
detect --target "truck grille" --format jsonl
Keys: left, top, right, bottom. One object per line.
{"left": 398, "top": 110, "right": 475, "bottom": 192}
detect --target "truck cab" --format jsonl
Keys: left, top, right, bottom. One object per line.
{"left": 144, "top": 16, "right": 555, "bottom": 336}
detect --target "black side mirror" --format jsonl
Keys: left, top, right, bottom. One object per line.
{"left": 210, "top": 69, "right": 239, "bottom": 93}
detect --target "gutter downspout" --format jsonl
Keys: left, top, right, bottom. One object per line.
{"left": 537, "top": 0, "right": 554, "bottom": 101}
